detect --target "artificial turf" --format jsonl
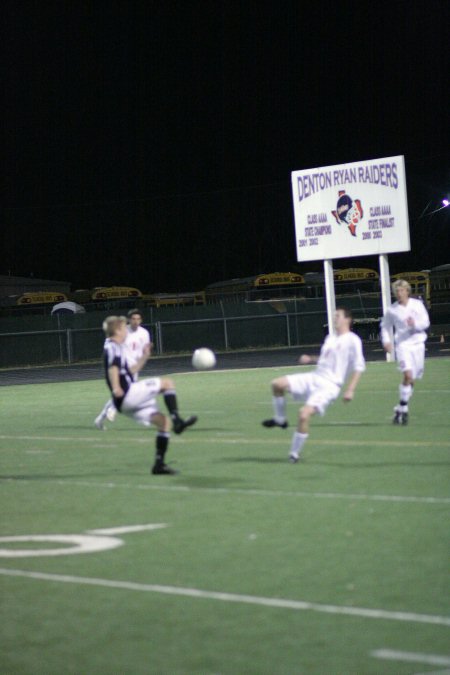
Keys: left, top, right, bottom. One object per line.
{"left": 1, "top": 358, "right": 449, "bottom": 674}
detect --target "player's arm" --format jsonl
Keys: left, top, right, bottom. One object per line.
{"left": 380, "top": 311, "right": 394, "bottom": 353}
{"left": 299, "top": 354, "right": 318, "bottom": 365}
{"left": 343, "top": 370, "right": 362, "bottom": 402}
{"left": 343, "top": 339, "right": 365, "bottom": 401}
{"left": 407, "top": 302, "right": 430, "bottom": 331}
{"left": 129, "top": 344, "right": 150, "bottom": 374}
{"left": 108, "top": 365, "right": 124, "bottom": 398}
{"left": 146, "top": 330, "right": 153, "bottom": 357}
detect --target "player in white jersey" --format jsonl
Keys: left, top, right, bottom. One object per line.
{"left": 101, "top": 315, "right": 196, "bottom": 475}
{"left": 380, "top": 279, "right": 430, "bottom": 425}
{"left": 95, "top": 309, "right": 197, "bottom": 435}
{"left": 262, "top": 308, "right": 365, "bottom": 462}
{"left": 125, "top": 308, "right": 151, "bottom": 375}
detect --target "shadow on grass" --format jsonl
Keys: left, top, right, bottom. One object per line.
{"left": 0, "top": 470, "right": 155, "bottom": 481}
{"left": 219, "top": 457, "right": 323, "bottom": 472}
{"left": 309, "top": 459, "right": 450, "bottom": 468}
{"left": 313, "top": 422, "right": 389, "bottom": 427}
{"left": 175, "top": 475, "right": 246, "bottom": 488}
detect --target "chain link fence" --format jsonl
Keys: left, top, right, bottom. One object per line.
{"left": 0, "top": 310, "right": 387, "bottom": 369}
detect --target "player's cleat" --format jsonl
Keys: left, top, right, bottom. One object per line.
{"left": 106, "top": 407, "right": 117, "bottom": 422}
{"left": 262, "top": 419, "right": 288, "bottom": 429}
{"left": 401, "top": 411, "right": 409, "bottom": 425}
{"left": 94, "top": 414, "right": 106, "bottom": 430}
{"left": 172, "top": 415, "right": 198, "bottom": 434}
{"left": 392, "top": 406, "right": 403, "bottom": 425}
{"left": 392, "top": 411, "right": 402, "bottom": 424}
{"left": 289, "top": 453, "right": 299, "bottom": 463}
{"left": 151, "top": 463, "right": 178, "bottom": 475}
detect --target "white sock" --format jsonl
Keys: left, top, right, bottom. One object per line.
{"left": 399, "top": 384, "right": 412, "bottom": 409}
{"left": 99, "top": 399, "right": 113, "bottom": 420}
{"left": 272, "top": 396, "right": 287, "bottom": 423}
{"left": 289, "top": 432, "right": 308, "bottom": 459}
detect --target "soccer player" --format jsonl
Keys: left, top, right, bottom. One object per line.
{"left": 101, "top": 316, "right": 196, "bottom": 475}
{"left": 262, "top": 308, "right": 365, "bottom": 462}
{"left": 380, "top": 279, "right": 430, "bottom": 424}
{"left": 95, "top": 308, "right": 150, "bottom": 428}
{"left": 125, "top": 308, "right": 152, "bottom": 377}
{"left": 95, "top": 308, "right": 197, "bottom": 433}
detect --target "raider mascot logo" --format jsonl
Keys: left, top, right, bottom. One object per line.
{"left": 331, "top": 190, "right": 363, "bottom": 237}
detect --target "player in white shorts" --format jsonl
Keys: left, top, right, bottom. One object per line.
{"left": 95, "top": 308, "right": 197, "bottom": 434}
{"left": 95, "top": 308, "right": 151, "bottom": 427}
{"left": 101, "top": 316, "right": 197, "bottom": 475}
{"left": 262, "top": 308, "right": 365, "bottom": 462}
{"left": 380, "top": 279, "right": 430, "bottom": 425}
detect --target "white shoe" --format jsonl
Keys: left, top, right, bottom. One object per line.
{"left": 94, "top": 414, "right": 106, "bottom": 430}
{"left": 289, "top": 453, "right": 299, "bottom": 463}
{"left": 106, "top": 407, "right": 117, "bottom": 422}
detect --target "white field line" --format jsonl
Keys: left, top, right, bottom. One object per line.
{"left": 0, "top": 434, "right": 449, "bottom": 449}
{"left": 361, "top": 390, "right": 450, "bottom": 394}
{"left": 87, "top": 524, "right": 167, "bottom": 535}
{"left": 199, "top": 438, "right": 450, "bottom": 448}
{"left": 1, "top": 567, "right": 449, "bottom": 627}
{"left": 160, "top": 359, "right": 449, "bottom": 376}
{"left": 371, "top": 649, "right": 450, "bottom": 666}
{"left": 5, "top": 478, "right": 450, "bottom": 505}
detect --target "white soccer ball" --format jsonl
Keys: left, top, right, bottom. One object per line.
{"left": 192, "top": 347, "right": 216, "bottom": 370}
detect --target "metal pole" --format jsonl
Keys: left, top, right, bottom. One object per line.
{"left": 66, "top": 329, "right": 73, "bottom": 364}
{"left": 286, "top": 314, "right": 291, "bottom": 347}
{"left": 223, "top": 317, "right": 229, "bottom": 350}
{"left": 379, "top": 253, "right": 393, "bottom": 362}
{"left": 156, "top": 322, "right": 163, "bottom": 355}
{"left": 57, "top": 314, "right": 64, "bottom": 362}
{"left": 323, "top": 259, "right": 336, "bottom": 336}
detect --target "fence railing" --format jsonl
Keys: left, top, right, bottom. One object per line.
{"left": 0, "top": 310, "right": 383, "bottom": 369}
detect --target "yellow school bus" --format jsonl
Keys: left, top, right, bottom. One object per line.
{"left": 205, "top": 272, "right": 304, "bottom": 301}
{"left": 91, "top": 286, "right": 143, "bottom": 301}
{"left": 17, "top": 291, "right": 68, "bottom": 305}
{"left": 144, "top": 291, "right": 205, "bottom": 307}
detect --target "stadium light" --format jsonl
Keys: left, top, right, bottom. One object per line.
{"left": 420, "top": 197, "right": 450, "bottom": 218}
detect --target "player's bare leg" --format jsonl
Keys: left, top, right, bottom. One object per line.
{"left": 159, "top": 377, "right": 198, "bottom": 434}
{"left": 289, "top": 404, "right": 316, "bottom": 463}
{"left": 262, "top": 377, "right": 289, "bottom": 428}
{"left": 150, "top": 412, "right": 177, "bottom": 475}
{"left": 393, "top": 370, "right": 414, "bottom": 425}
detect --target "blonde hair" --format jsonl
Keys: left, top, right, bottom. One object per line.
{"left": 392, "top": 279, "right": 411, "bottom": 295}
{"left": 102, "top": 315, "right": 127, "bottom": 337}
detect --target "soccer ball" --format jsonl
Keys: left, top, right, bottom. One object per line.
{"left": 192, "top": 347, "right": 216, "bottom": 370}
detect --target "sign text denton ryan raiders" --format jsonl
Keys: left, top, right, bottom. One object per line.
{"left": 296, "top": 161, "right": 398, "bottom": 203}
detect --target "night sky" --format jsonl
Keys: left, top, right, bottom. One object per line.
{"left": 3, "top": 1, "right": 449, "bottom": 292}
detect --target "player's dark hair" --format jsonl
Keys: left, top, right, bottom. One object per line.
{"left": 336, "top": 307, "right": 353, "bottom": 323}
{"left": 127, "top": 308, "right": 142, "bottom": 319}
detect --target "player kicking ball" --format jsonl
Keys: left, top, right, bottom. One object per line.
{"left": 380, "top": 279, "right": 430, "bottom": 425}
{"left": 95, "top": 308, "right": 196, "bottom": 435}
{"left": 262, "top": 308, "right": 365, "bottom": 462}
{"left": 95, "top": 308, "right": 151, "bottom": 428}
{"left": 102, "top": 316, "right": 197, "bottom": 475}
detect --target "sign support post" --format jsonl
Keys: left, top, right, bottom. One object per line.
{"left": 323, "top": 259, "right": 336, "bottom": 335}
{"left": 379, "top": 253, "right": 393, "bottom": 361}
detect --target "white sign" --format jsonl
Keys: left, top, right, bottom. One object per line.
{"left": 291, "top": 155, "right": 410, "bottom": 262}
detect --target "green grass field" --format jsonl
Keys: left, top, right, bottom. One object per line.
{"left": 1, "top": 358, "right": 449, "bottom": 674}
